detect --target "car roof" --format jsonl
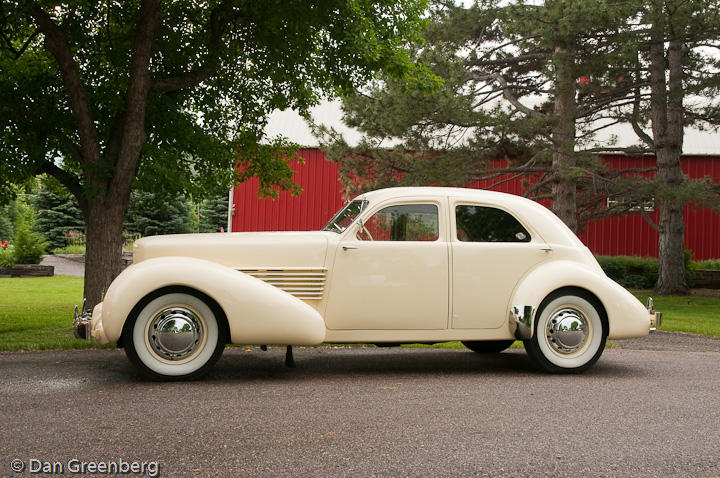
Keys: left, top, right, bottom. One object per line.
{"left": 354, "top": 187, "right": 584, "bottom": 248}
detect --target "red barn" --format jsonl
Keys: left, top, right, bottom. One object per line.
{"left": 231, "top": 148, "right": 720, "bottom": 260}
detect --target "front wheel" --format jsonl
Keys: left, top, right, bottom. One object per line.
{"left": 123, "top": 292, "right": 226, "bottom": 380}
{"left": 523, "top": 293, "right": 606, "bottom": 374}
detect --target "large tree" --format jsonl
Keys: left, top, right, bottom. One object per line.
{"left": 0, "top": 1, "right": 427, "bottom": 307}
{"left": 624, "top": 0, "right": 720, "bottom": 293}
{"left": 317, "top": 0, "right": 650, "bottom": 233}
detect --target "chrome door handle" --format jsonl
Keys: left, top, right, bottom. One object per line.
{"left": 342, "top": 245, "right": 358, "bottom": 251}
{"left": 540, "top": 247, "right": 553, "bottom": 252}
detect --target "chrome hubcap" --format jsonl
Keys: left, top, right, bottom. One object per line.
{"left": 148, "top": 307, "right": 203, "bottom": 361}
{"left": 546, "top": 307, "right": 589, "bottom": 355}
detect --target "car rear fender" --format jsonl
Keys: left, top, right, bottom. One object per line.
{"left": 508, "top": 260, "right": 651, "bottom": 340}
{"left": 100, "top": 257, "right": 326, "bottom": 345}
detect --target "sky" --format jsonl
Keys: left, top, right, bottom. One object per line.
{"left": 265, "top": 99, "right": 719, "bottom": 154}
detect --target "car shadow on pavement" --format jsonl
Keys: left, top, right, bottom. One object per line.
{"left": 199, "top": 347, "right": 642, "bottom": 382}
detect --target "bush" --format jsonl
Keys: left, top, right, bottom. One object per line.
{"left": 0, "top": 202, "right": 13, "bottom": 241}
{"left": 596, "top": 255, "right": 658, "bottom": 288}
{"left": 596, "top": 252, "right": 714, "bottom": 288}
{"left": 12, "top": 217, "right": 48, "bottom": 264}
{"left": 0, "top": 245, "right": 15, "bottom": 267}
{"left": 693, "top": 259, "right": 720, "bottom": 270}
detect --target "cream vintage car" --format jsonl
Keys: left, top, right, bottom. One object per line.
{"left": 74, "top": 187, "right": 661, "bottom": 379}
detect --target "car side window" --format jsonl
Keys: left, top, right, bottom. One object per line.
{"left": 455, "top": 205, "right": 531, "bottom": 242}
{"left": 358, "top": 204, "right": 439, "bottom": 241}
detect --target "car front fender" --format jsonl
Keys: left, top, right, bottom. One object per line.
{"left": 509, "top": 260, "right": 652, "bottom": 340}
{"left": 98, "top": 257, "right": 327, "bottom": 345}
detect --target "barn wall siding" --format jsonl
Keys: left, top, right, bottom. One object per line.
{"left": 232, "top": 149, "right": 720, "bottom": 260}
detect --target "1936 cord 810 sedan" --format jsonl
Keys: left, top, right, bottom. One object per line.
{"left": 74, "top": 187, "right": 661, "bottom": 379}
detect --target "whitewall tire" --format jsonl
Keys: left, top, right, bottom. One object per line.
{"left": 123, "top": 291, "right": 226, "bottom": 380}
{"left": 524, "top": 293, "right": 607, "bottom": 374}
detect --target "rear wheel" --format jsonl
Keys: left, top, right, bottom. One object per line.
{"left": 523, "top": 292, "right": 606, "bottom": 374}
{"left": 462, "top": 340, "right": 515, "bottom": 354}
{"left": 123, "top": 292, "right": 226, "bottom": 380}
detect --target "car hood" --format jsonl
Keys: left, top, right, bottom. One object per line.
{"left": 132, "top": 231, "right": 331, "bottom": 269}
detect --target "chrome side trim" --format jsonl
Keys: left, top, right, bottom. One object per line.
{"left": 509, "top": 304, "right": 536, "bottom": 340}
{"left": 238, "top": 268, "right": 327, "bottom": 300}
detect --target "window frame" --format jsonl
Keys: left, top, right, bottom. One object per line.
{"left": 354, "top": 199, "right": 445, "bottom": 243}
{"left": 451, "top": 201, "right": 536, "bottom": 244}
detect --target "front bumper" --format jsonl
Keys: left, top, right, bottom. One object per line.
{"left": 73, "top": 301, "right": 91, "bottom": 339}
{"left": 73, "top": 301, "right": 109, "bottom": 344}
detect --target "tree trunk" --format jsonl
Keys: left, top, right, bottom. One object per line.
{"left": 551, "top": 45, "right": 579, "bottom": 233}
{"left": 83, "top": 195, "right": 130, "bottom": 309}
{"left": 655, "top": 148, "right": 687, "bottom": 294}
{"left": 649, "top": 24, "right": 688, "bottom": 294}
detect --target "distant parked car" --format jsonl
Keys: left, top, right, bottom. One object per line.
{"left": 74, "top": 187, "right": 660, "bottom": 379}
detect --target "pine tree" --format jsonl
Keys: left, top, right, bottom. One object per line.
{"left": 124, "top": 191, "right": 192, "bottom": 237}
{"left": 198, "top": 195, "right": 229, "bottom": 233}
{"left": 31, "top": 188, "right": 85, "bottom": 250}
{"left": 317, "top": 0, "right": 656, "bottom": 232}
{"left": 621, "top": 0, "right": 720, "bottom": 294}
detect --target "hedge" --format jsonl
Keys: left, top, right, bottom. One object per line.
{"left": 596, "top": 252, "right": 720, "bottom": 289}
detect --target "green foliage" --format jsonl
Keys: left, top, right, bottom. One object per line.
{"left": 0, "top": 245, "right": 14, "bottom": 267}
{"left": 597, "top": 252, "right": 696, "bottom": 288}
{"left": 235, "top": 133, "right": 305, "bottom": 199}
{"left": 31, "top": 187, "right": 85, "bottom": 250}
{"left": 596, "top": 255, "right": 659, "bottom": 289}
{"left": 0, "top": 0, "right": 430, "bottom": 202}
{"left": 124, "top": 191, "right": 192, "bottom": 237}
{"left": 693, "top": 259, "right": 720, "bottom": 270}
{"left": 52, "top": 243, "right": 85, "bottom": 255}
{"left": 11, "top": 215, "right": 48, "bottom": 265}
{"left": 0, "top": 202, "right": 13, "bottom": 240}
{"left": 198, "top": 194, "right": 229, "bottom": 233}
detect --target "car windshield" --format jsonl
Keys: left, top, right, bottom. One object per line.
{"left": 322, "top": 199, "right": 368, "bottom": 233}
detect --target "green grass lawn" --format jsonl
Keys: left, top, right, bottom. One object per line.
{"left": 0, "top": 277, "right": 110, "bottom": 351}
{"left": 0, "top": 277, "right": 718, "bottom": 351}
{"left": 631, "top": 290, "right": 720, "bottom": 337}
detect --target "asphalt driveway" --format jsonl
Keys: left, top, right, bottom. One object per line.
{"left": 1, "top": 335, "right": 718, "bottom": 478}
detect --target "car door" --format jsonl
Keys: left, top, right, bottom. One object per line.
{"left": 451, "top": 201, "right": 549, "bottom": 329}
{"left": 324, "top": 201, "right": 449, "bottom": 330}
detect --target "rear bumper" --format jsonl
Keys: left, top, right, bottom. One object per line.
{"left": 647, "top": 297, "right": 662, "bottom": 332}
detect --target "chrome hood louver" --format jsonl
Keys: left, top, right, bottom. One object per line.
{"left": 238, "top": 268, "right": 327, "bottom": 300}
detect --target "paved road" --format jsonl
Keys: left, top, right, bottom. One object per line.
{"left": 1, "top": 341, "right": 719, "bottom": 478}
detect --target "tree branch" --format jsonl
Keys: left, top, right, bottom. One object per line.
{"left": 470, "top": 70, "right": 545, "bottom": 118}
{"left": 151, "top": 2, "right": 230, "bottom": 93}
{"left": 111, "top": 0, "right": 162, "bottom": 196}
{"left": 0, "top": 98, "right": 83, "bottom": 163}
{"left": 28, "top": 3, "right": 101, "bottom": 165}
{"left": 631, "top": 84, "right": 655, "bottom": 148}
{"left": 39, "top": 161, "right": 88, "bottom": 215}
{"left": 1, "top": 28, "right": 39, "bottom": 59}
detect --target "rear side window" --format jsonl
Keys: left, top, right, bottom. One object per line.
{"left": 455, "top": 205, "right": 531, "bottom": 243}
{"left": 359, "top": 204, "right": 439, "bottom": 241}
